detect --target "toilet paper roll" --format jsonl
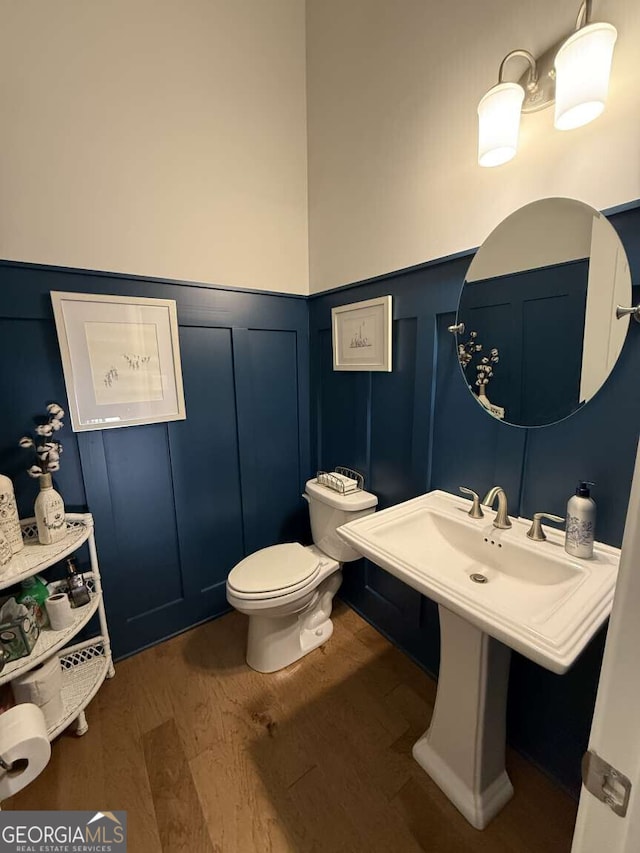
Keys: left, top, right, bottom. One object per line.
{"left": 12, "top": 656, "right": 62, "bottom": 707}
{"left": 0, "top": 703, "right": 51, "bottom": 800}
{"left": 37, "top": 691, "right": 63, "bottom": 730}
{"left": 45, "top": 593, "right": 74, "bottom": 631}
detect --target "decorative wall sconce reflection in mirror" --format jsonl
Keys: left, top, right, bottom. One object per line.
{"left": 478, "top": 0, "right": 618, "bottom": 167}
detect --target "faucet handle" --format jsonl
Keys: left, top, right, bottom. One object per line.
{"left": 526, "top": 512, "right": 565, "bottom": 542}
{"left": 459, "top": 487, "right": 484, "bottom": 519}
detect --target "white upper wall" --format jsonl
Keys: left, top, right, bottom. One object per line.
{"left": 306, "top": 0, "right": 640, "bottom": 293}
{"left": 0, "top": 0, "right": 309, "bottom": 295}
{"left": 2, "top": 2, "right": 638, "bottom": 297}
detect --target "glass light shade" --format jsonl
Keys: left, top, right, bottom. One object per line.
{"left": 477, "top": 82, "right": 525, "bottom": 167}
{"left": 554, "top": 23, "right": 617, "bottom": 131}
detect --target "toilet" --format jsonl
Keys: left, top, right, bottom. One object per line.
{"left": 226, "top": 477, "right": 377, "bottom": 672}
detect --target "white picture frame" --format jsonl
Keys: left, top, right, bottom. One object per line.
{"left": 51, "top": 291, "right": 186, "bottom": 432}
{"left": 331, "top": 295, "right": 393, "bottom": 372}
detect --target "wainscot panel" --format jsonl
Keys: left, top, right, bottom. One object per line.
{"left": 0, "top": 262, "right": 309, "bottom": 659}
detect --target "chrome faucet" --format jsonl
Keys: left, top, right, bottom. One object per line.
{"left": 459, "top": 487, "right": 484, "bottom": 518}
{"left": 482, "top": 486, "right": 512, "bottom": 529}
{"left": 526, "top": 512, "right": 565, "bottom": 542}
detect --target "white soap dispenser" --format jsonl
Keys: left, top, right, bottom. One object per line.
{"left": 565, "top": 481, "right": 596, "bottom": 559}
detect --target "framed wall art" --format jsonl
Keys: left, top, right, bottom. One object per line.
{"left": 51, "top": 291, "right": 186, "bottom": 432}
{"left": 331, "top": 295, "right": 393, "bottom": 372}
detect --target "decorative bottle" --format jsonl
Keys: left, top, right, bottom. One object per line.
{"left": 65, "top": 557, "right": 90, "bottom": 607}
{"left": 0, "top": 474, "right": 24, "bottom": 555}
{"left": 0, "top": 528, "right": 12, "bottom": 568}
{"left": 565, "top": 481, "right": 596, "bottom": 559}
{"left": 34, "top": 473, "right": 66, "bottom": 545}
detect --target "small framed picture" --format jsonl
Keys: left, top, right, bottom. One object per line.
{"left": 331, "top": 296, "right": 393, "bottom": 372}
{"left": 51, "top": 291, "right": 186, "bottom": 432}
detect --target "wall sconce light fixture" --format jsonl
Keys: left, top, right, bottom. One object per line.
{"left": 478, "top": 0, "right": 617, "bottom": 167}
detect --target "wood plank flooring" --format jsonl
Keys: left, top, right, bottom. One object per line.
{"left": 6, "top": 603, "right": 578, "bottom": 852}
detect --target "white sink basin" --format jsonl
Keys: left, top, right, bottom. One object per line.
{"left": 338, "top": 489, "right": 621, "bottom": 829}
{"left": 338, "top": 489, "right": 620, "bottom": 674}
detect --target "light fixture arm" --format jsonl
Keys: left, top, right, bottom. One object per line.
{"left": 498, "top": 50, "right": 538, "bottom": 91}
{"left": 576, "top": 0, "right": 593, "bottom": 30}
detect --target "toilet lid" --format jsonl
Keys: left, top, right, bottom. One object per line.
{"left": 227, "top": 543, "right": 321, "bottom": 595}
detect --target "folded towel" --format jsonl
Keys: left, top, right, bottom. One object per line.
{"left": 317, "top": 472, "right": 359, "bottom": 493}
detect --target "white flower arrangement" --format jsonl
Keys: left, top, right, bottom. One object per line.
{"left": 475, "top": 348, "right": 500, "bottom": 388}
{"left": 19, "top": 403, "right": 65, "bottom": 478}
{"left": 457, "top": 330, "right": 482, "bottom": 370}
{"left": 456, "top": 332, "right": 500, "bottom": 390}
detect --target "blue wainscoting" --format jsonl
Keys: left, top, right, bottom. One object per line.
{"left": 309, "top": 205, "right": 640, "bottom": 796}
{"left": 0, "top": 263, "right": 310, "bottom": 659}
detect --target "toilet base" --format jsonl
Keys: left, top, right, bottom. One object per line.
{"left": 246, "top": 571, "right": 341, "bottom": 673}
{"left": 247, "top": 612, "right": 334, "bottom": 673}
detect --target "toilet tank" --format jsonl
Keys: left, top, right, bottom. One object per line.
{"left": 304, "top": 478, "right": 377, "bottom": 562}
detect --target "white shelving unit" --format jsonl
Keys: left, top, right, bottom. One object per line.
{"left": 0, "top": 513, "right": 114, "bottom": 740}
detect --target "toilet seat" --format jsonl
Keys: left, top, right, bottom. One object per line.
{"left": 227, "top": 543, "right": 321, "bottom": 599}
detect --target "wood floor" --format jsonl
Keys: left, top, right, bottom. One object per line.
{"left": 7, "top": 603, "right": 578, "bottom": 852}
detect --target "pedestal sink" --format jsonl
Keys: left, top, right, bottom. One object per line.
{"left": 337, "top": 490, "right": 620, "bottom": 829}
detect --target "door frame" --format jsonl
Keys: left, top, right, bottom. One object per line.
{"left": 572, "top": 438, "right": 640, "bottom": 851}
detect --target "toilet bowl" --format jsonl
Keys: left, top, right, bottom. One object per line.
{"left": 226, "top": 477, "right": 377, "bottom": 673}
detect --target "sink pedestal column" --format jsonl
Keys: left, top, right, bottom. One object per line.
{"left": 412, "top": 605, "right": 513, "bottom": 830}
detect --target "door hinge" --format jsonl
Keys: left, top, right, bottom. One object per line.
{"left": 582, "top": 750, "right": 632, "bottom": 817}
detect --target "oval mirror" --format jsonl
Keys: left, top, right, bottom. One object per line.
{"left": 455, "top": 198, "right": 631, "bottom": 428}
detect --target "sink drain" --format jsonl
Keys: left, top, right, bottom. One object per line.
{"left": 470, "top": 573, "right": 488, "bottom": 584}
